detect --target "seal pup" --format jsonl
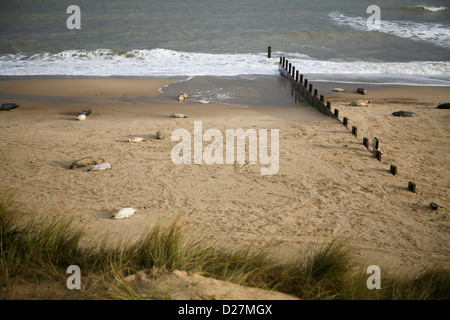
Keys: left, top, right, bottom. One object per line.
{"left": 156, "top": 130, "right": 170, "bottom": 140}
{"left": 77, "top": 114, "right": 86, "bottom": 121}
{"left": 392, "top": 111, "right": 418, "bottom": 117}
{"left": 128, "top": 137, "right": 147, "bottom": 142}
{"left": 87, "top": 163, "right": 111, "bottom": 171}
{"left": 332, "top": 88, "right": 344, "bottom": 92}
{"left": 170, "top": 113, "right": 187, "bottom": 118}
{"left": 69, "top": 156, "right": 105, "bottom": 169}
{"left": 349, "top": 100, "right": 372, "bottom": 106}
{"left": 112, "top": 207, "right": 136, "bottom": 219}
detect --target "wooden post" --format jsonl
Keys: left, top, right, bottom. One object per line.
{"left": 363, "top": 137, "right": 368, "bottom": 148}
{"left": 320, "top": 95, "right": 324, "bottom": 103}
{"left": 288, "top": 63, "right": 292, "bottom": 75}
{"left": 375, "top": 149, "right": 382, "bottom": 161}
{"left": 304, "top": 79, "right": 308, "bottom": 88}
{"left": 296, "top": 70, "right": 299, "bottom": 82}
{"left": 390, "top": 165, "right": 397, "bottom": 175}
{"left": 292, "top": 66, "right": 295, "bottom": 78}
{"left": 334, "top": 109, "right": 339, "bottom": 118}
{"left": 300, "top": 74, "right": 303, "bottom": 83}
{"left": 343, "top": 117, "right": 348, "bottom": 127}
{"left": 309, "top": 84, "right": 313, "bottom": 94}
{"left": 279, "top": 57, "right": 282, "bottom": 65}
{"left": 283, "top": 57, "right": 286, "bottom": 68}
{"left": 326, "top": 101, "right": 331, "bottom": 109}
{"left": 314, "top": 89, "right": 318, "bottom": 97}
{"left": 285, "top": 59, "right": 288, "bottom": 70}
{"left": 268, "top": 46, "right": 271, "bottom": 58}
{"left": 408, "top": 182, "right": 416, "bottom": 193}
{"left": 352, "top": 126, "right": 357, "bottom": 137}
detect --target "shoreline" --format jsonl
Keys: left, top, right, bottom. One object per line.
{"left": 0, "top": 77, "right": 449, "bottom": 272}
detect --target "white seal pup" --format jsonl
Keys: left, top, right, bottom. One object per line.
{"left": 349, "top": 100, "right": 372, "bottom": 106}
{"left": 112, "top": 207, "right": 136, "bottom": 219}
{"left": 77, "top": 114, "right": 86, "bottom": 121}
{"left": 87, "top": 163, "right": 111, "bottom": 171}
{"left": 332, "top": 88, "right": 344, "bottom": 92}
{"left": 128, "top": 137, "right": 147, "bottom": 142}
{"left": 170, "top": 113, "right": 187, "bottom": 118}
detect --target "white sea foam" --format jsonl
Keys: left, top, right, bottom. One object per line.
{"left": 0, "top": 49, "right": 449, "bottom": 86}
{"left": 408, "top": 5, "right": 447, "bottom": 12}
{"left": 328, "top": 11, "right": 450, "bottom": 49}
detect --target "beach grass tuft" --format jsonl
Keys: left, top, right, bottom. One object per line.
{"left": 0, "top": 194, "right": 449, "bottom": 300}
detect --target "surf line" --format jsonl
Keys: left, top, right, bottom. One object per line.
{"left": 171, "top": 121, "right": 279, "bottom": 175}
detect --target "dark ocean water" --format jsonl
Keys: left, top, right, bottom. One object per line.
{"left": 0, "top": 0, "right": 449, "bottom": 96}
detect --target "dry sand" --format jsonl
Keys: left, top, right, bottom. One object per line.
{"left": 0, "top": 78, "right": 449, "bottom": 289}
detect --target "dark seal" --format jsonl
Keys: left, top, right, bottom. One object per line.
{"left": 436, "top": 103, "right": 450, "bottom": 109}
{"left": 392, "top": 111, "right": 418, "bottom": 117}
{"left": 0, "top": 103, "right": 19, "bottom": 111}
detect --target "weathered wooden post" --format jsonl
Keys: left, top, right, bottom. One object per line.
{"left": 268, "top": 46, "right": 272, "bottom": 58}
{"left": 343, "top": 117, "right": 348, "bottom": 127}
{"left": 300, "top": 74, "right": 304, "bottom": 84}
{"left": 288, "top": 63, "right": 292, "bottom": 75}
{"left": 320, "top": 95, "right": 324, "bottom": 103}
{"left": 283, "top": 57, "right": 286, "bottom": 68}
{"left": 375, "top": 149, "right": 382, "bottom": 161}
{"left": 304, "top": 78, "right": 308, "bottom": 89}
{"left": 352, "top": 126, "right": 357, "bottom": 137}
{"left": 296, "top": 70, "right": 299, "bottom": 82}
{"left": 292, "top": 66, "right": 295, "bottom": 78}
{"left": 309, "top": 84, "right": 313, "bottom": 94}
{"left": 390, "top": 165, "right": 397, "bottom": 175}
{"left": 334, "top": 109, "right": 339, "bottom": 118}
{"left": 408, "top": 182, "right": 416, "bottom": 193}
{"left": 363, "top": 137, "right": 369, "bottom": 148}
{"left": 279, "top": 57, "right": 282, "bottom": 65}
{"left": 314, "top": 89, "right": 318, "bottom": 96}
{"left": 326, "top": 101, "right": 331, "bottom": 109}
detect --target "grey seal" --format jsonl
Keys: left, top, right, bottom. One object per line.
{"left": 69, "top": 156, "right": 105, "bottom": 169}
{"left": 392, "top": 111, "right": 418, "bottom": 117}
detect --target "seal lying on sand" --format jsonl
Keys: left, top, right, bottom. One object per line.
{"left": 392, "top": 111, "right": 418, "bottom": 117}
{"left": 349, "top": 100, "right": 372, "bottom": 106}
{"left": 77, "top": 109, "right": 91, "bottom": 121}
{"left": 0, "top": 103, "right": 19, "bottom": 111}
{"left": 69, "top": 156, "right": 105, "bottom": 169}
{"left": 156, "top": 130, "right": 171, "bottom": 140}
{"left": 128, "top": 137, "right": 146, "bottom": 142}
{"left": 170, "top": 113, "right": 187, "bottom": 118}
{"left": 87, "top": 163, "right": 111, "bottom": 172}
{"left": 436, "top": 103, "right": 450, "bottom": 109}
{"left": 112, "top": 207, "right": 136, "bottom": 219}
{"left": 357, "top": 88, "right": 368, "bottom": 95}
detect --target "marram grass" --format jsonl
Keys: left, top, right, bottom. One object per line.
{"left": 0, "top": 195, "right": 449, "bottom": 300}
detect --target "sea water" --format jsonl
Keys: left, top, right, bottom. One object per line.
{"left": 0, "top": 0, "right": 449, "bottom": 103}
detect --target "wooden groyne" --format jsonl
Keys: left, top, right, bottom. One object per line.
{"left": 277, "top": 54, "right": 418, "bottom": 193}
{"left": 278, "top": 56, "right": 335, "bottom": 118}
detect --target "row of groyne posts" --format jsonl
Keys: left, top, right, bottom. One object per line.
{"left": 277, "top": 54, "right": 418, "bottom": 194}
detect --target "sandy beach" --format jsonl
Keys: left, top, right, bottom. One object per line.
{"left": 0, "top": 77, "right": 449, "bottom": 277}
